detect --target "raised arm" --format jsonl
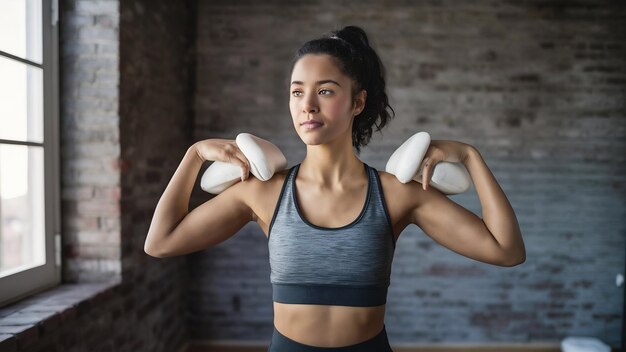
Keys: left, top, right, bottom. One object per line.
{"left": 410, "top": 143, "right": 526, "bottom": 267}
{"left": 144, "top": 141, "right": 252, "bottom": 258}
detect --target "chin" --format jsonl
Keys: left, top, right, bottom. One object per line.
{"left": 298, "top": 135, "right": 325, "bottom": 146}
{"left": 301, "top": 139, "right": 324, "bottom": 146}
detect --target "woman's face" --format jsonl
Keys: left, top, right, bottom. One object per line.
{"left": 289, "top": 54, "right": 364, "bottom": 146}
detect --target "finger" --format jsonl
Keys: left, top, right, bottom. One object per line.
{"left": 231, "top": 149, "right": 250, "bottom": 181}
{"left": 221, "top": 145, "right": 248, "bottom": 182}
{"left": 422, "top": 161, "right": 428, "bottom": 190}
{"left": 422, "top": 158, "right": 435, "bottom": 191}
{"left": 418, "top": 156, "right": 429, "bottom": 177}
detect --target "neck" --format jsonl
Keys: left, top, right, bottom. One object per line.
{"left": 299, "top": 137, "right": 364, "bottom": 188}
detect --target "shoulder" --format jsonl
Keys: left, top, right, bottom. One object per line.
{"left": 235, "top": 166, "right": 292, "bottom": 223}
{"left": 372, "top": 167, "right": 417, "bottom": 194}
{"left": 372, "top": 167, "right": 425, "bottom": 219}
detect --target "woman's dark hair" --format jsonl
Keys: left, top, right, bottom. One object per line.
{"left": 288, "top": 25, "right": 395, "bottom": 154}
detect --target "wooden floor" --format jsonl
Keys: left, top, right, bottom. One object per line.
{"left": 182, "top": 342, "right": 568, "bottom": 352}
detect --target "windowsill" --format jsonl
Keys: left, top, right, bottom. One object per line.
{"left": 0, "top": 278, "right": 122, "bottom": 351}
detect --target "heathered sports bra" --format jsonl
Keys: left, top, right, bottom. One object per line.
{"left": 267, "top": 162, "right": 396, "bottom": 307}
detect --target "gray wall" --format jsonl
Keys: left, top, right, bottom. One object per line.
{"left": 189, "top": 0, "right": 626, "bottom": 346}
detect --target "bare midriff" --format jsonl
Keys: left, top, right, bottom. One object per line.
{"left": 272, "top": 301, "right": 386, "bottom": 347}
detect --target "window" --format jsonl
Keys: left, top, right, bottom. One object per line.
{"left": 0, "top": 0, "right": 60, "bottom": 307}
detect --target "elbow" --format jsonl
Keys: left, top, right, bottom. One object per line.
{"left": 144, "top": 247, "right": 160, "bottom": 258}
{"left": 144, "top": 231, "right": 171, "bottom": 258}
{"left": 144, "top": 242, "right": 167, "bottom": 258}
{"left": 499, "top": 240, "right": 526, "bottom": 267}
{"left": 506, "top": 256, "right": 526, "bottom": 267}
{"left": 501, "top": 253, "right": 526, "bottom": 267}
{"left": 145, "top": 249, "right": 161, "bottom": 258}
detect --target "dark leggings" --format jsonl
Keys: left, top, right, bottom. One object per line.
{"left": 267, "top": 324, "right": 394, "bottom": 352}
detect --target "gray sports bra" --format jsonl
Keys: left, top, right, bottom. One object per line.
{"left": 267, "top": 162, "right": 396, "bottom": 307}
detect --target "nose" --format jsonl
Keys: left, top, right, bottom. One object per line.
{"left": 302, "top": 94, "right": 319, "bottom": 114}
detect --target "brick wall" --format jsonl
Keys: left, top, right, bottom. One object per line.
{"left": 61, "top": 0, "right": 122, "bottom": 283}
{"left": 190, "top": 0, "right": 626, "bottom": 347}
{"left": 118, "top": 0, "right": 196, "bottom": 350}
{"left": 1, "top": 0, "right": 195, "bottom": 350}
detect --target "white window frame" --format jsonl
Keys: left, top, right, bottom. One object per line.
{"left": 0, "top": 0, "right": 61, "bottom": 307}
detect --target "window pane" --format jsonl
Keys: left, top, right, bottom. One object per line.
{"left": 0, "top": 0, "right": 42, "bottom": 64}
{"left": 0, "top": 144, "right": 45, "bottom": 276}
{"left": 0, "top": 55, "right": 43, "bottom": 143}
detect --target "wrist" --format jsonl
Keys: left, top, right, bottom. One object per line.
{"left": 462, "top": 144, "right": 480, "bottom": 165}
{"left": 187, "top": 143, "right": 204, "bottom": 164}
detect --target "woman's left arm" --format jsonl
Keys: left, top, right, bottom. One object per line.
{"left": 410, "top": 141, "right": 526, "bottom": 267}
{"left": 460, "top": 146, "right": 526, "bottom": 264}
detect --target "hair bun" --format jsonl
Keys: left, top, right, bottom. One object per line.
{"left": 333, "top": 25, "right": 370, "bottom": 49}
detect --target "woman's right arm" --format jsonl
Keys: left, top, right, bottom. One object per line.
{"left": 144, "top": 140, "right": 252, "bottom": 258}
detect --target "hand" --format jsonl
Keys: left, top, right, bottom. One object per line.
{"left": 192, "top": 139, "right": 251, "bottom": 181}
{"left": 418, "top": 140, "right": 473, "bottom": 191}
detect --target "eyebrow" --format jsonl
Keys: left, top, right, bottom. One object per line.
{"left": 290, "top": 79, "right": 342, "bottom": 87}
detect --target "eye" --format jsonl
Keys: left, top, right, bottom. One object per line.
{"left": 291, "top": 90, "right": 302, "bottom": 97}
{"left": 319, "top": 89, "right": 333, "bottom": 95}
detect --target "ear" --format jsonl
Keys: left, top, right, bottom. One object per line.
{"left": 353, "top": 89, "right": 367, "bottom": 116}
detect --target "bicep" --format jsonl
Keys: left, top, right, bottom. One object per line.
{"left": 410, "top": 185, "right": 506, "bottom": 266}
{"left": 158, "top": 181, "right": 254, "bottom": 257}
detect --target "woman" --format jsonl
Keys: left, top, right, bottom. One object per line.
{"left": 145, "top": 25, "right": 526, "bottom": 351}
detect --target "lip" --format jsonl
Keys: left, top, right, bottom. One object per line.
{"left": 300, "top": 120, "right": 323, "bottom": 126}
{"left": 301, "top": 120, "right": 323, "bottom": 130}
